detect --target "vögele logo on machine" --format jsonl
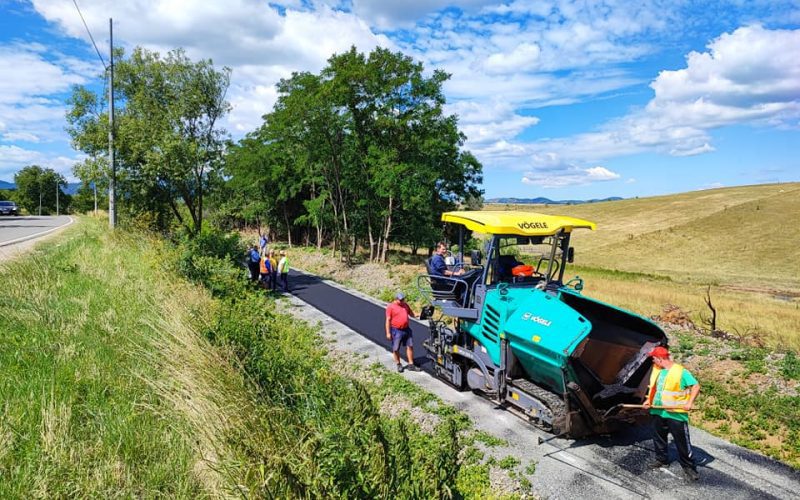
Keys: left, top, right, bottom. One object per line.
{"left": 517, "top": 221, "right": 548, "bottom": 230}
{"left": 521, "top": 312, "right": 552, "bottom": 327}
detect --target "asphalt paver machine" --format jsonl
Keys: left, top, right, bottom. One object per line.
{"left": 418, "top": 211, "right": 668, "bottom": 437}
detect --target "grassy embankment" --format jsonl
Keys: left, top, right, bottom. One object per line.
{"left": 0, "top": 219, "right": 227, "bottom": 496}
{"left": 286, "top": 183, "right": 800, "bottom": 468}
{"left": 1, "top": 216, "right": 523, "bottom": 498}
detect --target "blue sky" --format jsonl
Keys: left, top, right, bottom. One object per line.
{"left": 1, "top": 0, "right": 799, "bottom": 200}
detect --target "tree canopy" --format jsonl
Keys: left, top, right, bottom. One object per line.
{"left": 225, "top": 46, "right": 482, "bottom": 260}
{"left": 13, "top": 165, "right": 68, "bottom": 215}
{"left": 67, "top": 47, "right": 231, "bottom": 234}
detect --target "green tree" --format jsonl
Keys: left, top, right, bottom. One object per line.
{"left": 67, "top": 47, "right": 231, "bottom": 234}
{"left": 72, "top": 157, "right": 109, "bottom": 214}
{"left": 227, "top": 46, "right": 482, "bottom": 261}
{"left": 13, "top": 165, "right": 67, "bottom": 215}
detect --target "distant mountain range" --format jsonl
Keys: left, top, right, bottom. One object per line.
{"left": 486, "top": 196, "right": 623, "bottom": 205}
{"left": 0, "top": 180, "right": 82, "bottom": 195}
{"left": 1, "top": 180, "right": 624, "bottom": 206}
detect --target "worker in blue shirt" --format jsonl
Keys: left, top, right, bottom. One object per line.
{"left": 430, "top": 242, "right": 465, "bottom": 277}
{"left": 247, "top": 245, "right": 261, "bottom": 281}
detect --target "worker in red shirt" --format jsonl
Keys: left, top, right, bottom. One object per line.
{"left": 385, "top": 292, "right": 419, "bottom": 373}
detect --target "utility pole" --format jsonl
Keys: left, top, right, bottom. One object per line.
{"left": 38, "top": 186, "right": 42, "bottom": 216}
{"left": 108, "top": 17, "right": 116, "bottom": 229}
{"left": 56, "top": 180, "right": 59, "bottom": 216}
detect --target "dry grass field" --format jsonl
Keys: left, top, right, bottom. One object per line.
{"left": 487, "top": 182, "right": 800, "bottom": 349}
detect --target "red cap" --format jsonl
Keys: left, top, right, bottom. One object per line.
{"left": 648, "top": 346, "right": 670, "bottom": 358}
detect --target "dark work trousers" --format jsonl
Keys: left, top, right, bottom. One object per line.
{"left": 280, "top": 272, "right": 289, "bottom": 292}
{"left": 653, "top": 414, "right": 696, "bottom": 471}
{"left": 248, "top": 261, "right": 260, "bottom": 281}
{"left": 270, "top": 270, "right": 278, "bottom": 290}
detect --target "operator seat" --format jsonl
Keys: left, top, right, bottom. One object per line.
{"left": 497, "top": 255, "right": 523, "bottom": 281}
{"left": 425, "top": 257, "right": 472, "bottom": 307}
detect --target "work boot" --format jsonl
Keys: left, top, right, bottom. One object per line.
{"left": 683, "top": 467, "right": 700, "bottom": 482}
{"left": 649, "top": 460, "right": 669, "bottom": 469}
{"left": 396, "top": 363, "right": 404, "bottom": 373}
{"left": 406, "top": 364, "right": 420, "bottom": 372}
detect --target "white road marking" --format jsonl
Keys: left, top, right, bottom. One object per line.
{"left": 559, "top": 454, "right": 578, "bottom": 464}
{"left": 0, "top": 216, "right": 74, "bottom": 247}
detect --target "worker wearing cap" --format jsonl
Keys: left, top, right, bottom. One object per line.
{"left": 385, "top": 292, "right": 419, "bottom": 373}
{"left": 644, "top": 346, "right": 701, "bottom": 481}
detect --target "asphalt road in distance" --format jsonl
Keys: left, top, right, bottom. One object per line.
{"left": 0, "top": 215, "right": 73, "bottom": 247}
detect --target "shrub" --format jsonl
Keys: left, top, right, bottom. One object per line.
{"left": 781, "top": 351, "right": 800, "bottom": 380}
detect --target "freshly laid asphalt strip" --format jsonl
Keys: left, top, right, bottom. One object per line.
{"left": 288, "top": 269, "right": 433, "bottom": 368}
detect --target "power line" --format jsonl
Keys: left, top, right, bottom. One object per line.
{"left": 72, "top": 0, "right": 107, "bottom": 69}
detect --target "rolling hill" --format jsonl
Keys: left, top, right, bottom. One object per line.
{"left": 486, "top": 182, "right": 800, "bottom": 292}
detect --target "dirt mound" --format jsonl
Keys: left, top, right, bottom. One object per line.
{"left": 653, "top": 304, "right": 696, "bottom": 329}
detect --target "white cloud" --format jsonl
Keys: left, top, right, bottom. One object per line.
{"left": 647, "top": 25, "right": 800, "bottom": 130}
{"left": 31, "top": 1, "right": 392, "bottom": 134}
{"left": 3, "top": 132, "right": 42, "bottom": 143}
{"left": 0, "top": 44, "right": 85, "bottom": 103}
{"left": 0, "top": 145, "right": 83, "bottom": 180}
{"left": 586, "top": 166, "right": 621, "bottom": 181}
{"left": 445, "top": 99, "right": 539, "bottom": 148}
{"left": 669, "top": 142, "right": 715, "bottom": 157}
{"left": 347, "top": 0, "right": 494, "bottom": 29}
{"left": 521, "top": 165, "right": 621, "bottom": 188}
{"left": 0, "top": 44, "right": 90, "bottom": 145}
{"left": 478, "top": 24, "right": 800, "bottom": 186}
{"left": 483, "top": 42, "right": 541, "bottom": 74}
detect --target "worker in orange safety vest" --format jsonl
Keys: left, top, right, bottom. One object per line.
{"left": 643, "top": 346, "right": 701, "bottom": 482}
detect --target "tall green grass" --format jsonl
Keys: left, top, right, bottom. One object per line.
{"left": 0, "top": 221, "right": 204, "bottom": 497}
{"left": 172, "top": 228, "right": 470, "bottom": 498}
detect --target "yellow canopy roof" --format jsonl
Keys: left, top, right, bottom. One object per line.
{"left": 441, "top": 210, "right": 596, "bottom": 236}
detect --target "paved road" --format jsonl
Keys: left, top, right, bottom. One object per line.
{"left": 287, "top": 269, "right": 800, "bottom": 499}
{"left": 289, "top": 270, "right": 433, "bottom": 365}
{"left": 0, "top": 215, "right": 73, "bottom": 247}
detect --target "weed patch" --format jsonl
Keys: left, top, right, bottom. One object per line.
{"left": 782, "top": 351, "right": 800, "bottom": 380}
